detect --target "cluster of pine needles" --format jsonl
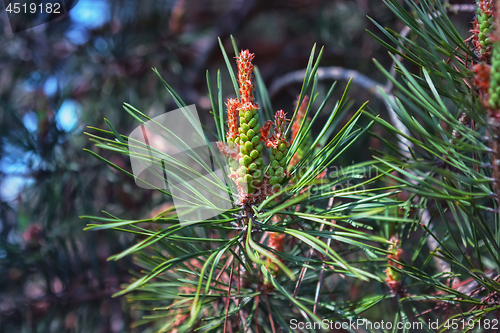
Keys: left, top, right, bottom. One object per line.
{"left": 83, "top": 1, "right": 500, "bottom": 332}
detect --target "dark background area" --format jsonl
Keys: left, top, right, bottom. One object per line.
{"left": 0, "top": 0, "right": 474, "bottom": 332}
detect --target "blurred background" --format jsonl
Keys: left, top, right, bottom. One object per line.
{"left": 0, "top": 0, "right": 474, "bottom": 332}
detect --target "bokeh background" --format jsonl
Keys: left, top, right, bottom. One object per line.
{"left": 0, "top": 0, "right": 474, "bottom": 332}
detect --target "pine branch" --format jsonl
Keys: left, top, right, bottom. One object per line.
{"left": 269, "top": 66, "right": 412, "bottom": 154}
{"left": 378, "top": 1, "right": 477, "bottom": 279}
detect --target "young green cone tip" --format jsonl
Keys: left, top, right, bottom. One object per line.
{"left": 472, "top": 0, "right": 496, "bottom": 59}
{"left": 489, "top": 42, "right": 500, "bottom": 112}
{"left": 265, "top": 110, "right": 290, "bottom": 187}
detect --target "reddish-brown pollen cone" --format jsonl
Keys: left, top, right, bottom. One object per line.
{"left": 236, "top": 50, "right": 257, "bottom": 107}
{"left": 385, "top": 235, "right": 403, "bottom": 294}
{"left": 471, "top": 0, "right": 496, "bottom": 60}
{"left": 291, "top": 95, "right": 309, "bottom": 142}
{"left": 473, "top": 63, "right": 491, "bottom": 97}
{"left": 268, "top": 233, "right": 285, "bottom": 253}
{"left": 226, "top": 98, "right": 239, "bottom": 141}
